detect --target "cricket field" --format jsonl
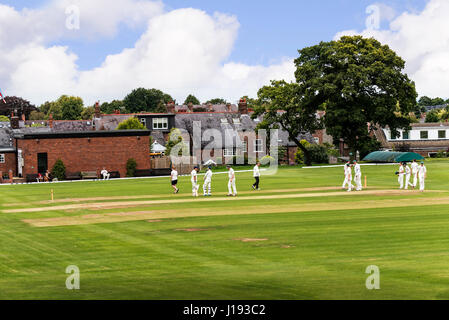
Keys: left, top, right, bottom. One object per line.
{"left": 1, "top": 160, "right": 449, "bottom": 300}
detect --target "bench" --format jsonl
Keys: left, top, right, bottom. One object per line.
{"left": 26, "top": 174, "right": 39, "bottom": 183}
{"left": 65, "top": 172, "right": 82, "bottom": 180}
{"left": 81, "top": 171, "right": 98, "bottom": 180}
{"left": 109, "top": 171, "right": 120, "bottom": 179}
{"left": 152, "top": 168, "right": 171, "bottom": 176}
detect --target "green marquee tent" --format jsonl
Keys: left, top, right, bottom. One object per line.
{"left": 363, "top": 151, "right": 424, "bottom": 163}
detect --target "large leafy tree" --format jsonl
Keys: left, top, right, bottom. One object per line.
{"left": 294, "top": 36, "right": 417, "bottom": 156}
{"left": 205, "top": 98, "right": 227, "bottom": 105}
{"left": 183, "top": 94, "right": 200, "bottom": 105}
{"left": 124, "top": 88, "right": 173, "bottom": 113}
{"left": 100, "top": 100, "right": 124, "bottom": 114}
{"left": 253, "top": 80, "right": 322, "bottom": 166}
{"left": 58, "top": 95, "right": 84, "bottom": 120}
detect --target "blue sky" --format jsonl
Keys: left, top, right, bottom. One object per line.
{"left": 2, "top": 0, "right": 427, "bottom": 70}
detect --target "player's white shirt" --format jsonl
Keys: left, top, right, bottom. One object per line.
{"left": 171, "top": 170, "right": 178, "bottom": 181}
{"left": 418, "top": 165, "right": 427, "bottom": 176}
{"left": 345, "top": 165, "right": 352, "bottom": 177}
{"left": 398, "top": 166, "right": 405, "bottom": 175}
{"left": 190, "top": 170, "right": 197, "bottom": 183}
{"left": 405, "top": 165, "right": 411, "bottom": 175}
{"left": 411, "top": 162, "right": 419, "bottom": 174}
{"left": 204, "top": 169, "right": 213, "bottom": 181}
{"left": 101, "top": 169, "right": 108, "bottom": 176}
{"left": 253, "top": 165, "right": 260, "bottom": 177}
{"left": 354, "top": 164, "right": 361, "bottom": 176}
{"left": 228, "top": 168, "right": 235, "bottom": 180}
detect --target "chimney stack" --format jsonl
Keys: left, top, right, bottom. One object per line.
{"left": 166, "top": 101, "right": 176, "bottom": 114}
{"left": 238, "top": 98, "right": 248, "bottom": 114}
{"left": 49, "top": 113, "right": 54, "bottom": 129}
{"left": 11, "top": 115, "right": 19, "bottom": 129}
{"left": 208, "top": 103, "right": 213, "bottom": 112}
{"left": 188, "top": 102, "right": 194, "bottom": 113}
{"left": 226, "top": 103, "right": 232, "bottom": 113}
{"left": 21, "top": 113, "right": 26, "bottom": 121}
{"left": 94, "top": 101, "right": 101, "bottom": 118}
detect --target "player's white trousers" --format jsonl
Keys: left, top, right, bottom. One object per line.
{"left": 419, "top": 175, "right": 425, "bottom": 191}
{"left": 228, "top": 179, "right": 237, "bottom": 195}
{"left": 398, "top": 174, "right": 404, "bottom": 189}
{"left": 346, "top": 175, "right": 353, "bottom": 191}
{"left": 405, "top": 174, "right": 412, "bottom": 189}
{"left": 355, "top": 174, "right": 362, "bottom": 191}
{"left": 412, "top": 173, "right": 418, "bottom": 187}
{"left": 203, "top": 179, "right": 211, "bottom": 195}
{"left": 192, "top": 182, "right": 199, "bottom": 196}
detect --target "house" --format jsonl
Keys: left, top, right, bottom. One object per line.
{"left": 375, "top": 122, "right": 449, "bottom": 157}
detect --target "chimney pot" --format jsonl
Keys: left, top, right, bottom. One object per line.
{"left": 226, "top": 103, "right": 232, "bottom": 113}
{"left": 166, "top": 101, "right": 176, "bottom": 114}
{"left": 94, "top": 101, "right": 101, "bottom": 118}
{"left": 49, "top": 113, "right": 54, "bottom": 129}
{"left": 238, "top": 98, "right": 248, "bottom": 114}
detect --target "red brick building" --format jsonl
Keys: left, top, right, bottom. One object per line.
{"left": 10, "top": 130, "right": 151, "bottom": 178}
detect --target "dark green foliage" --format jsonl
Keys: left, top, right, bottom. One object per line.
{"left": 126, "top": 158, "right": 138, "bottom": 177}
{"left": 100, "top": 100, "right": 124, "bottom": 114}
{"left": 0, "top": 96, "right": 37, "bottom": 118}
{"left": 205, "top": 98, "right": 227, "bottom": 105}
{"left": 425, "top": 110, "right": 440, "bottom": 123}
{"left": 183, "top": 94, "right": 200, "bottom": 105}
{"left": 51, "top": 159, "right": 66, "bottom": 180}
{"left": 294, "top": 36, "right": 418, "bottom": 156}
{"left": 124, "top": 88, "right": 173, "bottom": 113}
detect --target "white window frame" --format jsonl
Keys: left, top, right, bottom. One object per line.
{"left": 439, "top": 130, "right": 446, "bottom": 139}
{"left": 420, "top": 131, "right": 429, "bottom": 140}
{"left": 0, "top": 154, "right": 5, "bottom": 164}
{"left": 153, "top": 117, "right": 168, "bottom": 130}
{"left": 140, "top": 118, "right": 146, "bottom": 126}
{"left": 223, "top": 148, "right": 235, "bottom": 157}
{"left": 254, "top": 139, "right": 264, "bottom": 153}
{"left": 241, "top": 141, "right": 247, "bottom": 153}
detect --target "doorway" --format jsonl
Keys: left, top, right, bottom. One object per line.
{"left": 37, "top": 153, "right": 48, "bottom": 174}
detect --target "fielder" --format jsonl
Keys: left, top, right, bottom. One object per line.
{"left": 411, "top": 159, "right": 419, "bottom": 189}
{"left": 227, "top": 165, "right": 237, "bottom": 197}
{"left": 171, "top": 166, "right": 179, "bottom": 194}
{"left": 397, "top": 162, "right": 405, "bottom": 189}
{"left": 342, "top": 161, "right": 351, "bottom": 189}
{"left": 418, "top": 161, "right": 427, "bottom": 192}
{"left": 353, "top": 160, "right": 362, "bottom": 191}
{"left": 203, "top": 166, "right": 213, "bottom": 196}
{"left": 404, "top": 162, "right": 413, "bottom": 190}
{"left": 100, "top": 167, "right": 110, "bottom": 180}
{"left": 191, "top": 166, "right": 200, "bottom": 197}
{"left": 344, "top": 163, "right": 354, "bottom": 192}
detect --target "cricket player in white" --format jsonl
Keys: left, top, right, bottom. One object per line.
{"left": 353, "top": 160, "right": 362, "bottom": 191}
{"left": 404, "top": 162, "right": 413, "bottom": 190}
{"left": 418, "top": 162, "right": 427, "bottom": 192}
{"left": 397, "top": 162, "right": 405, "bottom": 189}
{"left": 252, "top": 162, "right": 261, "bottom": 190}
{"left": 191, "top": 166, "right": 199, "bottom": 197}
{"left": 203, "top": 166, "right": 213, "bottom": 196}
{"left": 342, "top": 161, "right": 351, "bottom": 189}
{"left": 345, "top": 163, "right": 354, "bottom": 192}
{"left": 411, "top": 159, "right": 419, "bottom": 189}
{"left": 100, "top": 167, "right": 110, "bottom": 180}
{"left": 227, "top": 165, "right": 237, "bottom": 197}
{"left": 171, "top": 166, "right": 179, "bottom": 194}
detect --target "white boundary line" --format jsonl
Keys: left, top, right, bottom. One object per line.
{"left": 302, "top": 163, "right": 398, "bottom": 169}
{"left": 0, "top": 169, "right": 265, "bottom": 187}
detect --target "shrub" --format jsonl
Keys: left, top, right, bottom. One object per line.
{"left": 294, "top": 140, "right": 312, "bottom": 164}
{"left": 0, "top": 115, "right": 9, "bottom": 122}
{"left": 308, "top": 144, "right": 329, "bottom": 164}
{"left": 51, "top": 159, "right": 66, "bottom": 180}
{"left": 436, "top": 150, "right": 447, "bottom": 158}
{"left": 260, "top": 155, "right": 275, "bottom": 166}
{"left": 126, "top": 158, "right": 138, "bottom": 177}
{"left": 117, "top": 117, "right": 146, "bottom": 130}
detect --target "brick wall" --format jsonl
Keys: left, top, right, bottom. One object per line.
{"left": 0, "top": 152, "right": 16, "bottom": 177}
{"left": 16, "top": 135, "right": 150, "bottom": 177}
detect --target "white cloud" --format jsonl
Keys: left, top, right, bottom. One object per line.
{"left": 336, "top": 0, "right": 449, "bottom": 99}
{"left": 0, "top": 2, "right": 295, "bottom": 105}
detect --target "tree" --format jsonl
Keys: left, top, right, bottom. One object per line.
{"left": 0, "top": 96, "right": 37, "bottom": 118}
{"left": 57, "top": 95, "right": 84, "bottom": 120}
{"left": 205, "top": 98, "right": 227, "bottom": 105}
{"left": 165, "top": 128, "right": 188, "bottom": 157}
{"left": 183, "top": 94, "right": 200, "bottom": 105}
{"left": 126, "top": 158, "right": 138, "bottom": 177}
{"left": 81, "top": 106, "right": 95, "bottom": 120}
{"left": 294, "top": 36, "right": 417, "bottom": 157}
{"left": 253, "top": 80, "right": 322, "bottom": 166}
{"left": 240, "top": 95, "right": 258, "bottom": 110}
{"left": 47, "top": 103, "right": 63, "bottom": 120}
{"left": 29, "top": 110, "right": 46, "bottom": 120}
{"left": 116, "top": 117, "right": 146, "bottom": 130}
{"left": 425, "top": 109, "right": 440, "bottom": 123}
{"left": 418, "top": 96, "right": 433, "bottom": 107}
{"left": 100, "top": 100, "right": 124, "bottom": 114}
{"left": 123, "top": 88, "right": 173, "bottom": 113}
{"left": 51, "top": 159, "right": 66, "bottom": 180}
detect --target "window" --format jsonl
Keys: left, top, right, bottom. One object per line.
{"left": 153, "top": 117, "right": 168, "bottom": 130}
{"left": 140, "top": 118, "right": 146, "bottom": 126}
{"left": 390, "top": 131, "right": 397, "bottom": 140}
{"left": 223, "top": 148, "right": 235, "bottom": 157}
{"left": 241, "top": 141, "right": 247, "bottom": 153}
{"left": 402, "top": 131, "right": 410, "bottom": 140}
{"left": 254, "top": 139, "right": 264, "bottom": 153}
{"left": 233, "top": 118, "right": 240, "bottom": 124}
{"left": 0, "top": 154, "right": 5, "bottom": 163}
{"left": 314, "top": 137, "right": 320, "bottom": 144}
{"left": 220, "top": 118, "right": 228, "bottom": 124}
{"left": 420, "top": 131, "right": 429, "bottom": 139}
{"left": 439, "top": 130, "right": 446, "bottom": 139}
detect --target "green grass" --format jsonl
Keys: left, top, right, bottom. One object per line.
{"left": 1, "top": 162, "right": 449, "bottom": 299}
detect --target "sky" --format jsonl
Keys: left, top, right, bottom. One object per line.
{"left": 1, "top": 0, "right": 446, "bottom": 106}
